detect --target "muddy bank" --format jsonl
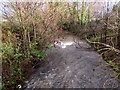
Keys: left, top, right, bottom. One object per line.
{"left": 25, "top": 34, "right": 119, "bottom": 88}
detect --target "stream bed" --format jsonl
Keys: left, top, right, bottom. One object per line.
{"left": 25, "top": 33, "right": 119, "bottom": 88}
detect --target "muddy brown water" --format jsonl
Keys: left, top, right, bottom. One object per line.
{"left": 24, "top": 34, "right": 119, "bottom": 88}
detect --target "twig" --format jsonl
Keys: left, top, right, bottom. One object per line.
{"left": 98, "top": 48, "right": 110, "bottom": 52}
{"left": 101, "top": 49, "right": 111, "bottom": 56}
{"left": 103, "top": 76, "right": 118, "bottom": 88}
{"left": 112, "top": 57, "right": 120, "bottom": 62}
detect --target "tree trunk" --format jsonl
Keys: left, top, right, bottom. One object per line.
{"left": 117, "top": 7, "right": 120, "bottom": 48}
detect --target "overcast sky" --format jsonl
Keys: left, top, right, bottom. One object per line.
{"left": 0, "top": 0, "right": 119, "bottom": 21}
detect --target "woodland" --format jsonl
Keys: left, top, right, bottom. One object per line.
{"left": 0, "top": 1, "right": 120, "bottom": 89}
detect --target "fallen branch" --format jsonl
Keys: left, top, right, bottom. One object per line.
{"left": 112, "top": 57, "right": 120, "bottom": 62}
{"left": 86, "top": 38, "right": 120, "bottom": 54}
{"left": 101, "top": 49, "right": 111, "bottom": 55}
{"left": 98, "top": 48, "right": 110, "bottom": 52}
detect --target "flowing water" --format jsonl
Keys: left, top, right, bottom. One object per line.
{"left": 25, "top": 33, "right": 119, "bottom": 88}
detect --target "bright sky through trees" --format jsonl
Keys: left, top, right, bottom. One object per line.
{"left": 0, "top": 0, "right": 119, "bottom": 2}
{"left": 0, "top": 0, "right": 119, "bottom": 21}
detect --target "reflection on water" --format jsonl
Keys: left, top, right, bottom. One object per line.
{"left": 54, "top": 34, "right": 80, "bottom": 48}
{"left": 54, "top": 41, "right": 75, "bottom": 48}
{"left": 60, "top": 41, "right": 74, "bottom": 48}
{"left": 54, "top": 37, "right": 76, "bottom": 48}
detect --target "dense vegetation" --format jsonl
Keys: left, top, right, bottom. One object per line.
{"left": 1, "top": 1, "right": 120, "bottom": 89}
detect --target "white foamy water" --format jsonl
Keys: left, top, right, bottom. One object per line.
{"left": 54, "top": 41, "right": 75, "bottom": 48}
{"left": 60, "top": 41, "right": 74, "bottom": 48}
